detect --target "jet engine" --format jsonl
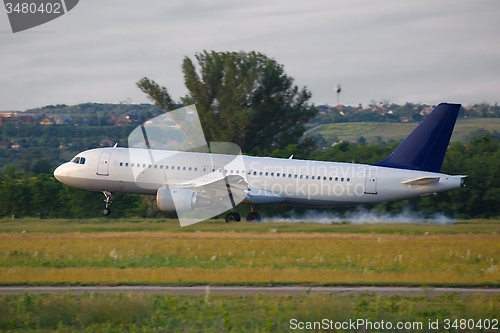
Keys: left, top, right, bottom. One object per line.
{"left": 156, "top": 187, "right": 212, "bottom": 213}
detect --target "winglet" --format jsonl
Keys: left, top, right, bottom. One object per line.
{"left": 375, "top": 103, "right": 461, "bottom": 173}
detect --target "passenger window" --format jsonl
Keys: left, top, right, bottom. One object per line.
{"left": 259, "top": 172, "right": 262, "bottom": 176}
{"left": 300, "top": 175, "right": 303, "bottom": 179}
{"left": 341, "top": 178, "right": 344, "bottom": 182}
{"left": 189, "top": 167, "right": 192, "bottom": 171}
{"left": 194, "top": 167, "right": 198, "bottom": 171}
{"left": 119, "top": 162, "right": 123, "bottom": 166}
{"left": 131, "top": 163, "right": 134, "bottom": 167}
{"left": 160, "top": 165, "right": 163, "bottom": 169}
{"left": 125, "top": 163, "right": 129, "bottom": 167}
{"left": 329, "top": 177, "right": 332, "bottom": 181}
{"left": 253, "top": 171, "right": 257, "bottom": 176}
{"left": 154, "top": 165, "right": 157, "bottom": 169}
{"left": 347, "top": 178, "right": 350, "bottom": 182}
{"left": 148, "top": 165, "right": 152, "bottom": 168}
{"left": 183, "top": 167, "right": 186, "bottom": 171}
{"left": 294, "top": 175, "right": 298, "bottom": 178}
{"left": 306, "top": 175, "right": 309, "bottom": 179}
{"left": 335, "top": 177, "right": 338, "bottom": 181}
{"left": 312, "top": 176, "right": 315, "bottom": 180}
{"left": 323, "top": 176, "right": 326, "bottom": 180}
{"left": 265, "top": 172, "right": 268, "bottom": 176}
{"left": 143, "top": 164, "right": 146, "bottom": 168}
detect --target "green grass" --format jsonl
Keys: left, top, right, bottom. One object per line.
{"left": 307, "top": 118, "right": 500, "bottom": 145}
{"left": 1, "top": 217, "right": 499, "bottom": 234}
{"left": 0, "top": 292, "right": 498, "bottom": 332}
{"left": 0, "top": 219, "right": 499, "bottom": 286}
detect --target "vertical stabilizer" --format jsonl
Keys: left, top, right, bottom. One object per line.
{"left": 375, "top": 103, "right": 461, "bottom": 173}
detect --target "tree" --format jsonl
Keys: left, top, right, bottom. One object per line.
{"left": 137, "top": 51, "right": 317, "bottom": 154}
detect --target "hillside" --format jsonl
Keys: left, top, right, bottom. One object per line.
{"left": 304, "top": 118, "right": 500, "bottom": 146}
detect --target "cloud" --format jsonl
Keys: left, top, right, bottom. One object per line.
{"left": 0, "top": 0, "right": 499, "bottom": 110}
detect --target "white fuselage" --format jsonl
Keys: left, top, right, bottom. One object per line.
{"left": 54, "top": 147, "right": 462, "bottom": 207}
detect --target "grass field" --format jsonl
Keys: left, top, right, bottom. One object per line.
{"left": 1, "top": 292, "right": 498, "bottom": 332}
{"left": 306, "top": 118, "right": 500, "bottom": 145}
{"left": 0, "top": 218, "right": 498, "bottom": 287}
{"left": 1, "top": 218, "right": 499, "bottom": 331}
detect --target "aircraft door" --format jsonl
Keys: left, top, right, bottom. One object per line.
{"left": 364, "top": 167, "right": 378, "bottom": 194}
{"left": 97, "top": 152, "right": 111, "bottom": 176}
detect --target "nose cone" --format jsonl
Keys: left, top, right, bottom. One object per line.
{"left": 53, "top": 164, "right": 63, "bottom": 182}
{"left": 53, "top": 163, "right": 70, "bottom": 184}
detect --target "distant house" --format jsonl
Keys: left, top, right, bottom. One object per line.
{"left": 11, "top": 142, "right": 22, "bottom": 149}
{"left": 39, "top": 116, "right": 55, "bottom": 125}
{"left": 0, "top": 113, "right": 38, "bottom": 125}
{"left": 19, "top": 115, "right": 38, "bottom": 124}
{"left": 4, "top": 116, "right": 22, "bottom": 125}
{"left": 54, "top": 116, "right": 73, "bottom": 125}
{"left": 0, "top": 141, "right": 10, "bottom": 149}
{"left": 125, "top": 115, "right": 139, "bottom": 121}
{"left": 100, "top": 138, "right": 114, "bottom": 147}
{"left": 115, "top": 117, "right": 131, "bottom": 126}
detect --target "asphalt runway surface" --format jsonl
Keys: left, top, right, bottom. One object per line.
{"left": 1, "top": 286, "right": 499, "bottom": 296}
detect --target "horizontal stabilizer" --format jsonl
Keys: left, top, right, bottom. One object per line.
{"left": 401, "top": 177, "right": 440, "bottom": 186}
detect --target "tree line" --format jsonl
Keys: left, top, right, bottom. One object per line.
{"left": 0, "top": 133, "right": 499, "bottom": 219}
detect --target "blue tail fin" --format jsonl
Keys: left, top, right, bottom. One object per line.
{"left": 375, "top": 103, "right": 461, "bottom": 173}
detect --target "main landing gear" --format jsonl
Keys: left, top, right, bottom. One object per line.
{"left": 101, "top": 191, "right": 113, "bottom": 216}
{"left": 224, "top": 205, "right": 261, "bottom": 223}
{"left": 225, "top": 212, "right": 241, "bottom": 222}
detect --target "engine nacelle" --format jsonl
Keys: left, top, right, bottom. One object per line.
{"left": 156, "top": 187, "right": 211, "bottom": 213}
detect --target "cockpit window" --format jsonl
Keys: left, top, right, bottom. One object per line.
{"left": 71, "top": 157, "right": 86, "bottom": 164}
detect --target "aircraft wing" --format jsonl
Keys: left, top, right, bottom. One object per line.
{"left": 168, "top": 175, "right": 285, "bottom": 204}
{"left": 401, "top": 176, "right": 440, "bottom": 186}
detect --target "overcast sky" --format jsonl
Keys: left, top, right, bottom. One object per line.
{"left": 1, "top": 0, "right": 499, "bottom": 111}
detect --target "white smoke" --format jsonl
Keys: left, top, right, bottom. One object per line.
{"left": 264, "top": 208, "right": 455, "bottom": 225}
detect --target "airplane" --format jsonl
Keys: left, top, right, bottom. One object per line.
{"left": 54, "top": 103, "right": 465, "bottom": 225}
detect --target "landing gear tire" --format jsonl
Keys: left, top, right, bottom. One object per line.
{"left": 102, "top": 191, "right": 113, "bottom": 216}
{"left": 225, "top": 212, "right": 241, "bottom": 223}
{"left": 246, "top": 212, "right": 261, "bottom": 222}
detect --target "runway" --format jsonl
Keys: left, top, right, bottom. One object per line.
{"left": 1, "top": 286, "right": 499, "bottom": 296}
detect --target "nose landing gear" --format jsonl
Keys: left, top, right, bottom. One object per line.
{"left": 246, "top": 205, "right": 261, "bottom": 222}
{"left": 101, "top": 191, "right": 113, "bottom": 216}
